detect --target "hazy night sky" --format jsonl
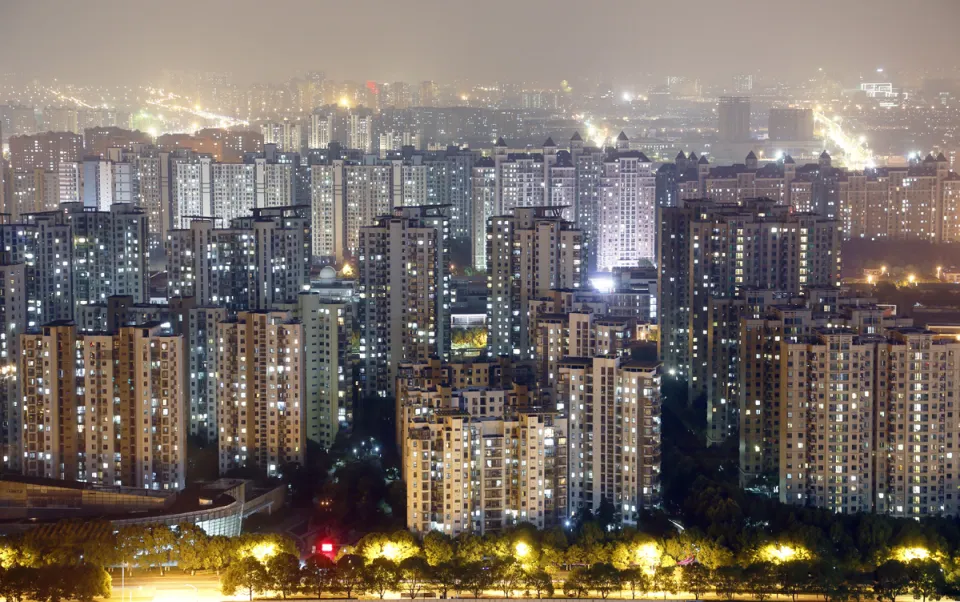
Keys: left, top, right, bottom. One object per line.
{"left": 1, "top": 0, "right": 958, "bottom": 85}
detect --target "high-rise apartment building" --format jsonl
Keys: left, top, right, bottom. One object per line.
{"left": 21, "top": 322, "right": 186, "bottom": 490}
{"left": 309, "top": 113, "right": 334, "bottom": 150}
{"left": 658, "top": 198, "right": 842, "bottom": 444}
{"left": 8, "top": 132, "right": 82, "bottom": 173}
{"left": 217, "top": 311, "right": 305, "bottom": 478}
{"left": 596, "top": 150, "right": 656, "bottom": 271}
{"left": 43, "top": 108, "right": 79, "bottom": 135}
{"left": 533, "top": 310, "right": 634, "bottom": 405}
{"left": 718, "top": 96, "right": 751, "bottom": 142}
{"left": 261, "top": 120, "right": 301, "bottom": 153}
{"left": 349, "top": 114, "right": 374, "bottom": 154}
{"left": 278, "top": 293, "right": 351, "bottom": 449}
{"left": 405, "top": 409, "right": 567, "bottom": 535}
{"left": 67, "top": 203, "right": 149, "bottom": 307}
{"left": 166, "top": 206, "right": 310, "bottom": 310}
{"left": 0, "top": 262, "right": 26, "bottom": 470}
{"left": 558, "top": 356, "right": 662, "bottom": 523}
{"left": 0, "top": 211, "right": 74, "bottom": 326}
{"left": 358, "top": 206, "right": 450, "bottom": 397}
{"left": 769, "top": 108, "right": 815, "bottom": 141}
{"left": 486, "top": 207, "right": 583, "bottom": 360}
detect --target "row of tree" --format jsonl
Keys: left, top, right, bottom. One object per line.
{"left": 561, "top": 559, "right": 946, "bottom": 602}
{"left": 0, "top": 520, "right": 297, "bottom": 575}
{"left": 221, "top": 553, "right": 949, "bottom": 602}
{"left": 0, "top": 564, "right": 110, "bottom": 602}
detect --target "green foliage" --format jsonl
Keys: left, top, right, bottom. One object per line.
{"left": 744, "top": 561, "right": 777, "bottom": 601}
{"left": 69, "top": 565, "right": 112, "bottom": 602}
{"left": 462, "top": 561, "right": 495, "bottom": 598}
{"left": 266, "top": 552, "right": 303, "bottom": 599}
{"left": 302, "top": 555, "right": 336, "bottom": 598}
{"left": 173, "top": 523, "right": 209, "bottom": 573}
{"left": 428, "top": 561, "right": 461, "bottom": 598}
{"left": 907, "top": 559, "right": 946, "bottom": 602}
{"left": 525, "top": 568, "right": 554, "bottom": 599}
{"left": 563, "top": 567, "right": 589, "bottom": 598}
{"left": 335, "top": 554, "right": 367, "bottom": 598}
{"left": 875, "top": 559, "right": 911, "bottom": 602}
{"left": 363, "top": 558, "right": 399, "bottom": 599}
{"left": 491, "top": 557, "right": 524, "bottom": 597}
{"left": 422, "top": 531, "right": 454, "bottom": 566}
{"left": 398, "top": 556, "right": 430, "bottom": 598}
{"left": 221, "top": 556, "right": 269, "bottom": 601}
{"left": 678, "top": 563, "right": 710, "bottom": 600}
{"left": 584, "top": 562, "right": 621, "bottom": 599}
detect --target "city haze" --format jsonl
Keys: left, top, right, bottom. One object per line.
{"left": 2, "top": 0, "right": 959, "bottom": 85}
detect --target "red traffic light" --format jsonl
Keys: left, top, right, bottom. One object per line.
{"left": 320, "top": 543, "right": 334, "bottom": 553}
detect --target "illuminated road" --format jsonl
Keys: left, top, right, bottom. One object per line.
{"left": 114, "top": 572, "right": 886, "bottom": 602}
{"left": 814, "top": 111, "right": 874, "bottom": 169}
{"left": 145, "top": 93, "right": 249, "bottom": 130}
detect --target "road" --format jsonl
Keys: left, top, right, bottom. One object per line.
{"left": 112, "top": 572, "right": 921, "bottom": 602}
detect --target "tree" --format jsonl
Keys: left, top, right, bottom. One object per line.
{"left": 454, "top": 533, "right": 485, "bottom": 564}
{"left": 115, "top": 526, "right": 146, "bottom": 573}
{"left": 562, "top": 568, "right": 589, "bottom": 598}
{"left": 491, "top": 558, "right": 524, "bottom": 598}
{"left": 678, "top": 564, "right": 710, "bottom": 600}
{"left": 221, "top": 557, "right": 269, "bottom": 602}
{"left": 874, "top": 560, "right": 911, "bottom": 602}
{"left": 423, "top": 532, "right": 454, "bottom": 567}
{"left": 713, "top": 566, "right": 743, "bottom": 601}
{"left": 430, "top": 562, "right": 460, "bottom": 598}
{"left": 303, "top": 555, "right": 336, "bottom": 599}
{"left": 565, "top": 544, "right": 589, "bottom": 569}
{"left": 462, "top": 562, "right": 494, "bottom": 599}
{"left": 267, "top": 552, "right": 304, "bottom": 599}
{"left": 173, "top": 523, "right": 209, "bottom": 574}
{"left": 778, "top": 560, "right": 813, "bottom": 602}
{"left": 586, "top": 563, "right": 622, "bottom": 599}
{"left": 205, "top": 536, "right": 236, "bottom": 575}
{"left": 31, "top": 566, "right": 72, "bottom": 602}
{"left": 539, "top": 528, "right": 568, "bottom": 573}
{"left": 399, "top": 556, "right": 431, "bottom": 598}
{"left": 619, "top": 568, "right": 650, "bottom": 600}
{"left": 525, "top": 569, "right": 554, "bottom": 599}
{"left": 363, "top": 558, "right": 399, "bottom": 599}
{"left": 745, "top": 562, "right": 777, "bottom": 601}
{"left": 652, "top": 565, "right": 678, "bottom": 600}
{"left": 907, "top": 559, "right": 946, "bottom": 602}
{"left": 335, "top": 555, "right": 367, "bottom": 599}
{"left": 71, "top": 565, "right": 112, "bottom": 602}
{"left": 0, "top": 565, "right": 33, "bottom": 602}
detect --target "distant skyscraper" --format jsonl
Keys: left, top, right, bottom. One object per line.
{"left": 769, "top": 108, "right": 814, "bottom": 141}
{"left": 349, "top": 114, "right": 374, "bottom": 153}
{"left": 718, "top": 96, "right": 751, "bottom": 142}
{"left": 261, "top": 120, "right": 301, "bottom": 153}
{"left": 9, "top": 131, "right": 82, "bottom": 173}
{"left": 733, "top": 74, "right": 753, "bottom": 93}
